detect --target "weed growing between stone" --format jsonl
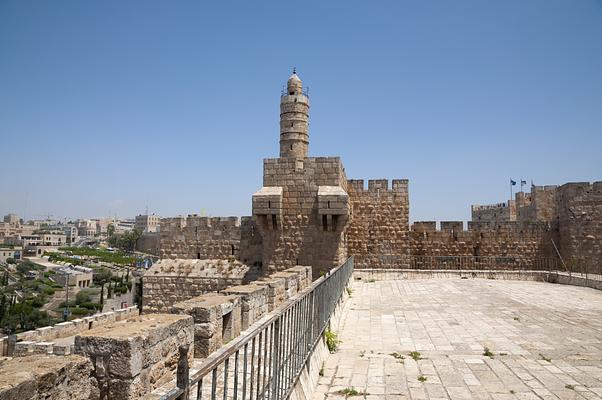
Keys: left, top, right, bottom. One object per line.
{"left": 324, "top": 329, "right": 340, "bottom": 353}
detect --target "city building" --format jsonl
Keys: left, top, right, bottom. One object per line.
{"left": 3, "top": 214, "right": 21, "bottom": 225}
{"left": 53, "top": 265, "right": 93, "bottom": 288}
{"left": 0, "top": 245, "right": 22, "bottom": 263}
{"left": 135, "top": 214, "right": 160, "bottom": 233}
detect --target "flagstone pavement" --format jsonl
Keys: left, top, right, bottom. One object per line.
{"left": 314, "top": 278, "right": 602, "bottom": 400}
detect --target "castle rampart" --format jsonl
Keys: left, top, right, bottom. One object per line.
{"left": 346, "top": 178, "right": 410, "bottom": 269}
{"left": 409, "top": 220, "right": 554, "bottom": 268}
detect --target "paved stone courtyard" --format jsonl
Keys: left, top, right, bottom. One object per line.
{"left": 314, "top": 278, "right": 602, "bottom": 400}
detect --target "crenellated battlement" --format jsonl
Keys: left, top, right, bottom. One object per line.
{"left": 471, "top": 202, "right": 511, "bottom": 211}
{"left": 411, "top": 220, "right": 549, "bottom": 234}
{"left": 347, "top": 179, "right": 408, "bottom": 193}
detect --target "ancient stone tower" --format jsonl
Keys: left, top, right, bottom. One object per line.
{"left": 279, "top": 70, "right": 309, "bottom": 159}
{"left": 252, "top": 71, "right": 350, "bottom": 276}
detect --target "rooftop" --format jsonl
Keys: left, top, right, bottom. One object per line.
{"left": 315, "top": 278, "right": 602, "bottom": 399}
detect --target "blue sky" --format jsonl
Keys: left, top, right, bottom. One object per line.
{"left": 1, "top": 1, "right": 601, "bottom": 222}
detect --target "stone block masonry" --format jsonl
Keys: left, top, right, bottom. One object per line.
{"left": 144, "top": 72, "right": 599, "bottom": 277}
{"left": 142, "top": 258, "right": 256, "bottom": 312}
{"left": 74, "top": 314, "right": 194, "bottom": 400}
{"left": 555, "top": 182, "right": 602, "bottom": 270}
{"left": 346, "top": 179, "right": 410, "bottom": 269}
{"left": 158, "top": 216, "right": 263, "bottom": 267}
{"left": 170, "top": 293, "right": 241, "bottom": 358}
{"left": 253, "top": 157, "right": 350, "bottom": 277}
{"left": 2, "top": 306, "right": 140, "bottom": 357}
{"left": 0, "top": 355, "right": 96, "bottom": 399}
{"left": 223, "top": 284, "right": 268, "bottom": 330}
{"left": 409, "top": 221, "right": 555, "bottom": 268}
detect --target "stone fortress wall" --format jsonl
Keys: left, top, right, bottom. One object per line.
{"left": 468, "top": 182, "right": 601, "bottom": 270}
{"left": 409, "top": 220, "right": 554, "bottom": 268}
{"left": 145, "top": 72, "right": 600, "bottom": 275}
{"left": 142, "top": 258, "right": 261, "bottom": 312}
{"left": 555, "top": 182, "right": 602, "bottom": 270}
{"left": 471, "top": 201, "right": 516, "bottom": 222}
{"left": 346, "top": 179, "right": 410, "bottom": 269}
{"left": 253, "top": 156, "right": 350, "bottom": 277}
{"left": 158, "top": 216, "right": 262, "bottom": 267}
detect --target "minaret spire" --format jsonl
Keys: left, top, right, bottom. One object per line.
{"left": 279, "top": 71, "right": 310, "bottom": 159}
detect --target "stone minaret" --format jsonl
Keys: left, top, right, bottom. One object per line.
{"left": 280, "top": 69, "right": 310, "bottom": 159}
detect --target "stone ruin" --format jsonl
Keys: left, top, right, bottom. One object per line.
{"left": 0, "top": 265, "right": 311, "bottom": 399}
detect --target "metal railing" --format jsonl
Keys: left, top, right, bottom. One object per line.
{"left": 354, "top": 254, "right": 560, "bottom": 272}
{"left": 280, "top": 86, "right": 310, "bottom": 97}
{"left": 408, "top": 255, "right": 559, "bottom": 272}
{"left": 159, "top": 256, "right": 354, "bottom": 400}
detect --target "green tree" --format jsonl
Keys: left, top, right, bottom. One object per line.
{"left": 75, "top": 291, "right": 92, "bottom": 305}
{"left": 107, "top": 224, "right": 115, "bottom": 237}
{"left": 108, "top": 229, "right": 142, "bottom": 252}
{"left": 93, "top": 269, "right": 112, "bottom": 306}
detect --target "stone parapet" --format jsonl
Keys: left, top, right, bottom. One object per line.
{"left": 6, "top": 306, "right": 140, "bottom": 357}
{"left": 222, "top": 284, "right": 268, "bottom": 330}
{"left": 74, "top": 313, "right": 194, "bottom": 400}
{"left": 170, "top": 293, "right": 241, "bottom": 358}
{"left": 0, "top": 355, "right": 96, "bottom": 399}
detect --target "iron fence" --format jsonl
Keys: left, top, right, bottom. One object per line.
{"left": 407, "top": 255, "right": 559, "bottom": 272}
{"left": 159, "top": 256, "right": 353, "bottom": 400}
{"left": 353, "top": 254, "right": 561, "bottom": 272}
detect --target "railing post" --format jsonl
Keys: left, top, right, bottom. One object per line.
{"left": 271, "top": 318, "right": 281, "bottom": 400}
{"left": 176, "top": 345, "right": 190, "bottom": 400}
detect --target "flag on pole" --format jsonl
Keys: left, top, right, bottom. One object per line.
{"left": 521, "top": 180, "right": 527, "bottom": 186}
{"left": 510, "top": 179, "right": 516, "bottom": 186}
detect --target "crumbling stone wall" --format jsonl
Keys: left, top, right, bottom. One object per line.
{"left": 346, "top": 179, "right": 410, "bottom": 269}
{"left": 74, "top": 314, "right": 194, "bottom": 400}
{"left": 5, "top": 306, "right": 140, "bottom": 357}
{"left": 170, "top": 293, "right": 242, "bottom": 358}
{"left": 166, "top": 266, "right": 311, "bottom": 359}
{"left": 0, "top": 355, "right": 96, "bottom": 399}
{"left": 555, "top": 182, "right": 602, "bottom": 270}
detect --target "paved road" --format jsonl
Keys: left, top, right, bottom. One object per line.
{"left": 315, "top": 278, "right": 602, "bottom": 400}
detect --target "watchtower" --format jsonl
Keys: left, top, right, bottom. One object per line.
{"left": 279, "top": 69, "right": 310, "bottom": 159}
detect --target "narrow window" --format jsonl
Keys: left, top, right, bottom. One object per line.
{"left": 231, "top": 245, "right": 235, "bottom": 255}
{"left": 197, "top": 252, "right": 201, "bottom": 259}
{"left": 268, "top": 201, "right": 271, "bottom": 209}
{"left": 322, "top": 215, "right": 328, "bottom": 231}
{"left": 222, "top": 311, "right": 233, "bottom": 342}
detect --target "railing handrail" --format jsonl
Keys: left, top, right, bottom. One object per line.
{"left": 157, "top": 257, "right": 354, "bottom": 400}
